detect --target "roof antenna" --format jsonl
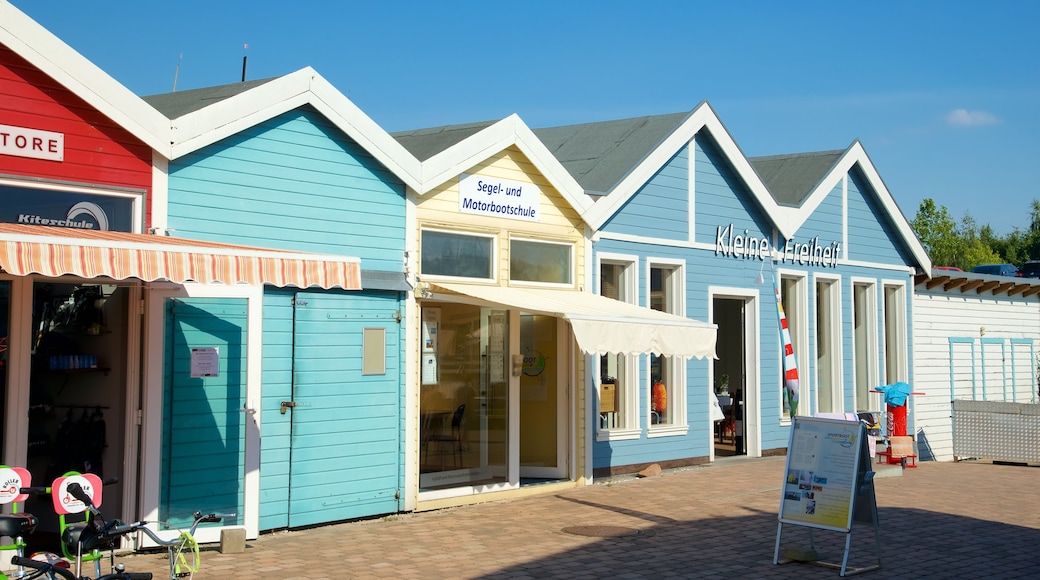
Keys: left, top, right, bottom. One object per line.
{"left": 172, "top": 53, "right": 182, "bottom": 92}
{"left": 241, "top": 43, "right": 248, "bottom": 82}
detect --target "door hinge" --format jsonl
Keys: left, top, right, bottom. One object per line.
{"left": 135, "top": 408, "right": 143, "bottom": 426}
{"left": 395, "top": 310, "right": 402, "bottom": 323}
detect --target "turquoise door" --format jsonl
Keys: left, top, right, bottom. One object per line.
{"left": 288, "top": 292, "right": 402, "bottom": 527}
{"left": 162, "top": 297, "right": 247, "bottom": 530}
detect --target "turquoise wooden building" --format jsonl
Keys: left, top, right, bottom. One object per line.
{"left": 143, "top": 69, "right": 421, "bottom": 532}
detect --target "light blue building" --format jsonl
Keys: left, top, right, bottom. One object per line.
{"left": 143, "top": 69, "right": 422, "bottom": 533}
{"left": 535, "top": 102, "right": 931, "bottom": 477}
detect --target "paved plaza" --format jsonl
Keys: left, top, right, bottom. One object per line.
{"left": 113, "top": 457, "right": 1039, "bottom": 579}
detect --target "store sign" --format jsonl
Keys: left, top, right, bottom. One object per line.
{"left": 0, "top": 184, "right": 134, "bottom": 231}
{"left": 0, "top": 123, "right": 63, "bottom": 162}
{"left": 458, "top": 173, "right": 540, "bottom": 222}
{"left": 715, "top": 224, "right": 841, "bottom": 268}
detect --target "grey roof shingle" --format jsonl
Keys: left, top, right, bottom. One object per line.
{"left": 391, "top": 120, "right": 501, "bottom": 161}
{"left": 748, "top": 150, "right": 845, "bottom": 206}
{"left": 532, "top": 112, "right": 691, "bottom": 195}
{"left": 142, "top": 77, "right": 279, "bottom": 118}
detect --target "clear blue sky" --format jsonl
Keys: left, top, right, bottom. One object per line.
{"left": 16, "top": 1, "right": 1039, "bottom": 234}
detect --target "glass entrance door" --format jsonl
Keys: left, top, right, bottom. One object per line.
{"left": 519, "top": 314, "right": 566, "bottom": 480}
{"left": 419, "top": 304, "right": 508, "bottom": 491}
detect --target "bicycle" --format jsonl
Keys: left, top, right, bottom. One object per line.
{"left": 10, "top": 556, "right": 150, "bottom": 580}
{"left": 62, "top": 481, "right": 232, "bottom": 580}
{"left": 123, "top": 511, "right": 231, "bottom": 580}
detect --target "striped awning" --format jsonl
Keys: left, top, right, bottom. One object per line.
{"left": 0, "top": 223, "right": 361, "bottom": 290}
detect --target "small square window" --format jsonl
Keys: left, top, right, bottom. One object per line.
{"left": 510, "top": 239, "right": 572, "bottom": 284}
{"left": 421, "top": 230, "right": 494, "bottom": 279}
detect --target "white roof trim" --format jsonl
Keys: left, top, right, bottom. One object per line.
{"left": 417, "top": 114, "right": 591, "bottom": 216}
{"left": 578, "top": 102, "right": 929, "bottom": 271}
{"left": 166, "top": 67, "right": 421, "bottom": 191}
{"left": 793, "top": 141, "right": 931, "bottom": 271}
{"left": 582, "top": 102, "right": 782, "bottom": 236}
{"left": 0, "top": 1, "right": 168, "bottom": 152}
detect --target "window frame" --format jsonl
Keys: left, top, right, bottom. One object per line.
{"left": 777, "top": 270, "right": 808, "bottom": 422}
{"left": 419, "top": 228, "right": 498, "bottom": 282}
{"left": 645, "top": 258, "right": 688, "bottom": 437}
{"left": 595, "top": 253, "right": 640, "bottom": 441}
{"left": 507, "top": 236, "right": 575, "bottom": 287}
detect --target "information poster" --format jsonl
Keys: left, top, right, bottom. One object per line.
{"left": 190, "top": 347, "right": 220, "bottom": 378}
{"left": 778, "top": 416, "right": 864, "bottom": 532}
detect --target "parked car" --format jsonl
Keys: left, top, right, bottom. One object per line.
{"left": 1019, "top": 261, "right": 1040, "bottom": 278}
{"left": 970, "top": 263, "right": 1020, "bottom": 277}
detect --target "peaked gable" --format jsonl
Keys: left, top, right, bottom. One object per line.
{"left": 779, "top": 141, "right": 930, "bottom": 271}
{"left": 149, "top": 67, "right": 421, "bottom": 192}
{"left": 402, "top": 114, "right": 591, "bottom": 218}
{"left": 0, "top": 0, "right": 167, "bottom": 151}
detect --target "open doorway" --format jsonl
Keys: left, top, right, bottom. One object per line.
{"left": 713, "top": 297, "right": 747, "bottom": 457}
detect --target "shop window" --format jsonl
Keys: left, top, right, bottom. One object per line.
{"left": 815, "top": 276, "right": 842, "bottom": 413}
{"left": 597, "top": 259, "right": 638, "bottom": 436}
{"left": 421, "top": 230, "right": 494, "bottom": 279}
{"left": 509, "top": 239, "right": 572, "bottom": 285}
{"left": 853, "top": 281, "right": 879, "bottom": 413}
{"left": 648, "top": 262, "right": 685, "bottom": 431}
{"left": 779, "top": 275, "right": 807, "bottom": 419}
{"left": 883, "top": 283, "right": 907, "bottom": 385}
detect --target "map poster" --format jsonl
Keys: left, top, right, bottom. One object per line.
{"left": 778, "top": 416, "right": 865, "bottom": 533}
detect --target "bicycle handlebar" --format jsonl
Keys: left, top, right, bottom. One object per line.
{"left": 13, "top": 555, "right": 154, "bottom": 580}
{"left": 12, "top": 555, "right": 76, "bottom": 580}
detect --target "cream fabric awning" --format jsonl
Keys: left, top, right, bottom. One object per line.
{"left": 432, "top": 282, "right": 717, "bottom": 358}
{"left": 0, "top": 223, "right": 361, "bottom": 290}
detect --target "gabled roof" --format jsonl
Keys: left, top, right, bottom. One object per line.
{"left": 533, "top": 101, "right": 930, "bottom": 272}
{"left": 781, "top": 141, "right": 930, "bottom": 271}
{"left": 143, "top": 77, "right": 278, "bottom": 118}
{"left": 149, "top": 67, "right": 422, "bottom": 192}
{"left": 395, "top": 115, "right": 591, "bottom": 216}
{"left": 0, "top": 0, "right": 168, "bottom": 151}
{"left": 533, "top": 112, "right": 689, "bottom": 195}
{"left": 749, "top": 150, "right": 845, "bottom": 207}
{"left": 557, "top": 102, "right": 779, "bottom": 234}
{"left": 393, "top": 121, "right": 499, "bottom": 161}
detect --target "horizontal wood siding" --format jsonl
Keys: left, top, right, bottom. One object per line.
{"left": 258, "top": 288, "right": 294, "bottom": 530}
{"left": 912, "top": 288, "right": 1040, "bottom": 461}
{"left": 591, "top": 237, "right": 786, "bottom": 467}
{"left": 846, "top": 170, "right": 911, "bottom": 266}
{"left": 693, "top": 133, "right": 772, "bottom": 247}
{"left": 793, "top": 183, "right": 843, "bottom": 246}
{"left": 167, "top": 106, "right": 406, "bottom": 271}
{"left": 0, "top": 46, "right": 152, "bottom": 220}
{"left": 417, "top": 146, "right": 586, "bottom": 288}
{"left": 288, "top": 291, "right": 402, "bottom": 526}
{"left": 603, "top": 149, "right": 688, "bottom": 240}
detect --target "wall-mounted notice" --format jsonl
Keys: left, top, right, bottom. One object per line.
{"left": 778, "top": 416, "right": 864, "bottom": 532}
{"left": 190, "top": 347, "right": 220, "bottom": 378}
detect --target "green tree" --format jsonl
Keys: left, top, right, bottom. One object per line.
{"left": 911, "top": 199, "right": 962, "bottom": 267}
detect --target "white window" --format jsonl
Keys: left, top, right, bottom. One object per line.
{"left": 814, "top": 275, "right": 843, "bottom": 414}
{"left": 852, "top": 280, "right": 879, "bottom": 413}
{"left": 509, "top": 238, "right": 573, "bottom": 285}
{"left": 597, "top": 256, "right": 639, "bottom": 439}
{"left": 648, "top": 260, "right": 686, "bottom": 435}
{"left": 882, "top": 282, "right": 908, "bottom": 385}
{"left": 421, "top": 229, "right": 495, "bottom": 280}
{"left": 779, "top": 274, "right": 808, "bottom": 419}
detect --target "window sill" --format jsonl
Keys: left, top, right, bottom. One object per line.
{"left": 596, "top": 428, "right": 641, "bottom": 442}
{"left": 647, "top": 424, "right": 688, "bottom": 438}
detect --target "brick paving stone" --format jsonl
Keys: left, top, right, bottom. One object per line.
{"left": 68, "top": 458, "right": 1040, "bottom": 579}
